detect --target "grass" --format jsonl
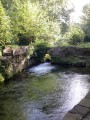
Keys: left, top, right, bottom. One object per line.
{"left": 6, "top": 45, "right": 19, "bottom": 49}
{"left": 54, "top": 42, "right": 90, "bottom": 48}
{"left": 77, "top": 42, "right": 90, "bottom": 48}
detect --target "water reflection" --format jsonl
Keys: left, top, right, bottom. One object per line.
{"left": 24, "top": 66, "right": 90, "bottom": 120}
{"left": 59, "top": 73, "right": 89, "bottom": 119}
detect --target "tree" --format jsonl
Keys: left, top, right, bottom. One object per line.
{"left": 60, "top": 7, "right": 74, "bottom": 35}
{"left": 4, "top": 0, "right": 49, "bottom": 43}
{"left": 30, "top": 0, "right": 71, "bottom": 35}
{"left": 0, "top": 1, "right": 12, "bottom": 46}
{"left": 0, "top": 0, "right": 72, "bottom": 46}
{"left": 65, "top": 24, "right": 84, "bottom": 45}
{"left": 81, "top": 3, "right": 90, "bottom": 42}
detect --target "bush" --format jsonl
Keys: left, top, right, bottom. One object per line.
{"left": 65, "top": 25, "right": 84, "bottom": 45}
{"left": 0, "top": 74, "right": 4, "bottom": 82}
{"left": 44, "top": 54, "right": 51, "bottom": 62}
{"left": 0, "top": 1, "right": 12, "bottom": 46}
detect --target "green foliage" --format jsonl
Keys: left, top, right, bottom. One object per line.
{"left": 65, "top": 25, "right": 84, "bottom": 45}
{"left": 7, "top": 1, "right": 49, "bottom": 43}
{"left": 0, "top": 0, "right": 72, "bottom": 46}
{"left": 81, "top": 3, "right": 90, "bottom": 41}
{"left": 0, "top": 1, "right": 12, "bottom": 46}
{"left": 34, "top": 40, "right": 50, "bottom": 62}
{"left": 44, "top": 54, "right": 51, "bottom": 62}
{"left": 0, "top": 0, "right": 50, "bottom": 44}
{"left": 0, "top": 73, "right": 4, "bottom": 82}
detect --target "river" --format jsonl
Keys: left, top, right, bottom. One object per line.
{"left": 0, "top": 63, "right": 90, "bottom": 120}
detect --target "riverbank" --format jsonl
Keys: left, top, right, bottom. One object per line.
{"left": 63, "top": 92, "right": 90, "bottom": 120}
{"left": 1, "top": 46, "right": 90, "bottom": 82}
{"left": 49, "top": 46, "right": 90, "bottom": 67}
{"left": 0, "top": 46, "right": 37, "bottom": 82}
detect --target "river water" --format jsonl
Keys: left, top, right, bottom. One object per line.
{"left": 0, "top": 63, "right": 90, "bottom": 120}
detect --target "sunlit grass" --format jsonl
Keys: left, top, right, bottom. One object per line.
{"left": 77, "top": 43, "right": 90, "bottom": 48}
{"left": 54, "top": 41, "right": 90, "bottom": 48}
{"left": 6, "top": 45, "right": 19, "bottom": 49}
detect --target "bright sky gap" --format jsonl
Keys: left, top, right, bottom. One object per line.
{"left": 69, "top": 0, "right": 90, "bottom": 23}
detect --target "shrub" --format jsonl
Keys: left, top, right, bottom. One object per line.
{"left": 44, "top": 54, "right": 51, "bottom": 62}
{"left": 0, "top": 1, "right": 12, "bottom": 46}
{"left": 65, "top": 25, "right": 84, "bottom": 45}
{"left": 0, "top": 74, "right": 4, "bottom": 82}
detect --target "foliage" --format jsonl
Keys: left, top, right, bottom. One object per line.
{"left": 34, "top": 40, "right": 50, "bottom": 62}
{"left": 0, "top": 0, "right": 73, "bottom": 46}
{"left": 60, "top": 7, "right": 74, "bottom": 35}
{"left": 0, "top": 73, "right": 4, "bottom": 82}
{"left": 0, "top": 0, "right": 49, "bottom": 44}
{"left": 44, "top": 54, "right": 51, "bottom": 62}
{"left": 11, "top": 1, "right": 49, "bottom": 42}
{"left": 0, "top": 1, "right": 12, "bottom": 46}
{"left": 81, "top": 3, "right": 90, "bottom": 42}
{"left": 65, "top": 25, "right": 84, "bottom": 45}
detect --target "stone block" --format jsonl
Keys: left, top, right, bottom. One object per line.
{"left": 70, "top": 105, "right": 89, "bottom": 116}
{"left": 83, "top": 112, "right": 90, "bottom": 120}
{"left": 85, "top": 92, "right": 90, "bottom": 99}
{"left": 79, "top": 98, "right": 90, "bottom": 108}
{"left": 63, "top": 112, "right": 82, "bottom": 120}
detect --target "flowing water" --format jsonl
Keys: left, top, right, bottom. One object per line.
{"left": 0, "top": 63, "right": 90, "bottom": 120}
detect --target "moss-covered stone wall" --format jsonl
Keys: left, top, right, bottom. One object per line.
{"left": 49, "top": 46, "right": 90, "bottom": 67}
{"left": 0, "top": 46, "right": 36, "bottom": 81}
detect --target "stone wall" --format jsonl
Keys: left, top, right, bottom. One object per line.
{"left": 0, "top": 46, "right": 36, "bottom": 80}
{"left": 49, "top": 46, "right": 90, "bottom": 67}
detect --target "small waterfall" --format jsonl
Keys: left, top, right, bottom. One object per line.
{"left": 28, "top": 62, "right": 56, "bottom": 75}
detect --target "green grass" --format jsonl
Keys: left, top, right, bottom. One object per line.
{"left": 6, "top": 45, "right": 19, "bottom": 49}
{"left": 55, "top": 42, "right": 90, "bottom": 48}
{"left": 77, "top": 43, "right": 90, "bottom": 48}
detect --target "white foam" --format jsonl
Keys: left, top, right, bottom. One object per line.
{"left": 28, "top": 63, "right": 56, "bottom": 75}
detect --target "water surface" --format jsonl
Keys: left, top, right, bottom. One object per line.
{"left": 0, "top": 63, "right": 90, "bottom": 120}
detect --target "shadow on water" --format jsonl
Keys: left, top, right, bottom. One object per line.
{"left": 0, "top": 62, "right": 90, "bottom": 120}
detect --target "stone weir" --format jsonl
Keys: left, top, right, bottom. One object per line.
{"left": 49, "top": 46, "right": 90, "bottom": 67}
{"left": 0, "top": 46, "right": 36, "bottom": 79}
{"left": 62, "top": 92, "right": 90, "bottom": 120}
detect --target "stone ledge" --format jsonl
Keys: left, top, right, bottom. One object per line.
{"left": 62, "top": 92, "right": 90, "bottom": 120}
{"left": 79, "top": 98, "right": 90, "bottom": 108}
{"left": 70, "top": 105, "right": 90, "bottom": 116}
{"left": 62, "top": 113, "right": 82, "bottom": 120}
{"left": 83, "top": 112, "right": 90, "bottom": 120}
{"left": 86, "top": 93, "right": 90, "bottom": 99}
